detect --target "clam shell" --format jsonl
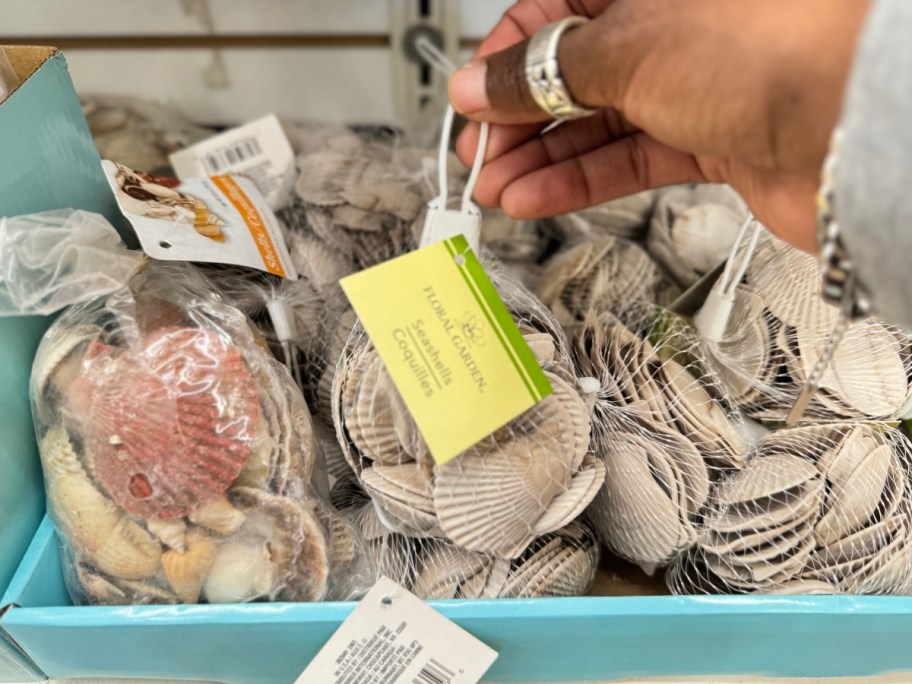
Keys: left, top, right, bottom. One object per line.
{"left": 670, "top": 204, "right": 743, "bottom": 275}
{"left": 188, "top": 495, "right": 247, "bottom": 536}
{"left": 795, "top": 321, "right": 907, "bottom": 419}
{"left": 537, "top": 238, "right": 673, "bottom": 327}
{"left": 660, "top": 359, "right": 748, "bottom": 467}
{"left": 145, "top": 519, "right": 187, "bottom": 553}
{"left": 77, "top": 566, "right": 180, "bottom": 606}
{"left": 414, "top": 541, "right": 493, "bottom": 599}
{"left": 229, "top": 487, "right": 330, "bottom": 603}
{"left": 752, "top": 245, "right": 839, "bottom": 333}
{"left": 43, "top": 425, "right": 162, "bottom": 581}
{"left": 432, "top": 372, "right": 589, "bottom": 558}
{"left": 346, "top": 354, "right": 407, "bottom": 465}
{"left": 67, "top": 327, "right": 260, "bottom": 520}
{"left": 588, "top": 430, "right": 698, "bottom": 565}
{"left": 714, "top": 453, "right": 819, "bottom": 507}
{"left": 31, "top": 323, "right": 101, "bottom": 421}
{"left": 434, "top": 433, "right": 574, "bottom": 559}
{"left": 203, "top": 539, "right": 275, "bottom": 604}
{"left": 816, "top": 443, "right": 892, "bottom": 545}
{"left": 500, "top": 522, "right": 599, "bottom": 598}
{"left": 361, "top": 464, "right": 439, "bottom": 535}
{"left": 531, "top": 454, "right": 606, "bottom": 535}
{"left": 162, "top": 531, "right": 218, "bottom": 603}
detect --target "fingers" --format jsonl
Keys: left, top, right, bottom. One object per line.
{"left": 451, "top": 5, "right": 646, "bottom": 124}
{"left": 495, "top": 133, "right": 708, "bottom": 218}
{"left": 456, "top": 122, "right": 543, "bottom": 167}
{"left": 471, "top": 110, "right": 640, "bottom": 206}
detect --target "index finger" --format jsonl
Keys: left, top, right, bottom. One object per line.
{"left": 473, "top": 0, "right": 615, "bottom": 58}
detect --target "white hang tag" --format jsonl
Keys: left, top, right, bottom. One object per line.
{"left": 169, "top": 114, "right": 296, "bottom": 210}
{"left": 296, "top": 577, "right": 498, "bottom": 684}
{"left": 102, "top": 160, "right": 298, "bottom": 279}
{"left": 420, "top": 205, "right": 482, "bottom": 252}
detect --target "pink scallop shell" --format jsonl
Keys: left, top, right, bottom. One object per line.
{"left": 68, "top": 326, "right": 260, "bottom": 520}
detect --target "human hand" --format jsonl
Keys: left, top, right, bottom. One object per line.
{"left": 449, "top": 0, "right": 872, "bottom": 252}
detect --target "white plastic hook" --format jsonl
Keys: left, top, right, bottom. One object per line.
{"left": 694, "top": 214, "right": 763, "bottom": 342}
{"left": 416, "top": 39, "right": 490, "bottom": 252}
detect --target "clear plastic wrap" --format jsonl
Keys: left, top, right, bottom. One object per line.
{"left": 571, "top": 307, "right": 752, "bottom": 572}
{"left": 31, "top": 260, "right": 371, "bottom": 605}
{"left": 332, "top": 474, "right": 600, "bottom": 599}
{"left": 668, "top": 422, "right": 912, "bottom": 595}
{"left": 0, "top": 210, "right": 143, "bottom": 316}
{"left": 699, "top": 234, "right": 912, "bottom": 422}
{"left": 330, "top": 265, "right": 605, "bottom": 560}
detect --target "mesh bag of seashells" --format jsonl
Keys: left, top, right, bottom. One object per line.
{"left": 570, "top": 304, "right": 755, "bottom": 575}
{"left": 697, "top": 232, "right": 912, "bottom": 422}
{"left": 667, "top": 422, "right": 912, "bottom": 595}
{"left": 329, "top": 262, "right": 607, "bottom": 593}
{"left": 31, "top": 260, "right": 373, "bottom": 606}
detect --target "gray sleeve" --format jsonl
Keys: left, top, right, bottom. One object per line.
{"left": 836, "top": 0, "right": 912, "bottom": 329}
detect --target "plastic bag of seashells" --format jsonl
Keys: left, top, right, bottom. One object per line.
{"left": 331, "top": 474, "right": 601, "bottom": 599}
{"left": 697, "top": 233, "right": 912, "bottom": 423}
{"left": 30, "top": 259, "right": 373, "bottom": 606}
{"left": 570, "top": 305, "right": 754, "bottom": 574}
{"left": 330, "top": 264, "right": 607, "bottom": 565}
{"left": 667, "top": 422, "right": 912, "bottom": 596}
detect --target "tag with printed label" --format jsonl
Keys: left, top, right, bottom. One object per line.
{"left": 169, "top": 114, "right": 296, "bottom": 210}
{"left": 296, "top": 577, "right": 498, "bottom": 684}
{"left": 340, "top": 235, "right": 552, "bottom": 465}
{"left": 102, "top": 160, "right": 297, "bottom": 279}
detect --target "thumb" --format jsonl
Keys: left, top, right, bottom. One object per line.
{"left": 449, "top": 10, "right": 646, "bottom": 124}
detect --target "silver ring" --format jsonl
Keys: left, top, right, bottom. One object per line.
{"left": 525, "top": 16, "right": 596, "bottom": 121}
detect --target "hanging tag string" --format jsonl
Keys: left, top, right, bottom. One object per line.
{"left": 416, "top": 36, "right": 490, "bottom": 216}
{"left": 694, "top": 214, "right": 762, "bottom": 342}
{"left": 718, "top": 214, "right": 762, "bottom": 298}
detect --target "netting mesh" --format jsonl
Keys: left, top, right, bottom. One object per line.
{"left": 330, "top": 265, "right": 605, "bottom": 560}
{"left": 668, "top": 422, "right": 912, "bottom": 595}
{"left": 646, "top": 185, "right": 748, "bottom": 289}
{"left": 31, "top": 261, "right": 371, "bottom": 605}
{"left": 332, "top": 474, "right": 600, "bottom": 599}
{"left": 543, "top": 190, "right": 657, "bottom": 244}
{"left": 536, "top": 237, "right": 682, "bottom": 335}
{"left": 572, "top": 307, "right": 751, "bottom": 571}
{"left": 699, "top": 234, "right": 912, "bottom": 422}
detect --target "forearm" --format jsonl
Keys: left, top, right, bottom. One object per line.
{"left": 836, "top": 0, "right": 912, "bottom": 329}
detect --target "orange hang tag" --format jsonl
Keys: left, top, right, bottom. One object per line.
{"left": 102, "top": 160, "right": 297, "bottom": 279}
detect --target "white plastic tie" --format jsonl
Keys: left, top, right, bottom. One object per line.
{"left": 577, "top": 376, "right": 602, "bottom": 395}
{"left": 266, "top": 299, "right": 297, "bottom": 343}
{"left": 694, "top": 214, "right": 762, "bottom": 342}
{"left": 417, "top": 39, "right": 490, "bottom": 253}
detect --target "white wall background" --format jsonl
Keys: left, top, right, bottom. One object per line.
{"left": 1, "top": 0, "right": 513, "bottom": 126}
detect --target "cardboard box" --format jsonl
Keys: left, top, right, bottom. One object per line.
{"left": 3, "top": 46, "right": 912, "bottom": 684}
{"left": 0, "top": 45, "right": 126, "bottom": 681}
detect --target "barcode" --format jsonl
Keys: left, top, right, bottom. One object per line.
{"left": 413, "top": 658, "right": 455, "bottom": 684}
{"left": 202, "top": 136, "right": 263, "bottom": 172}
